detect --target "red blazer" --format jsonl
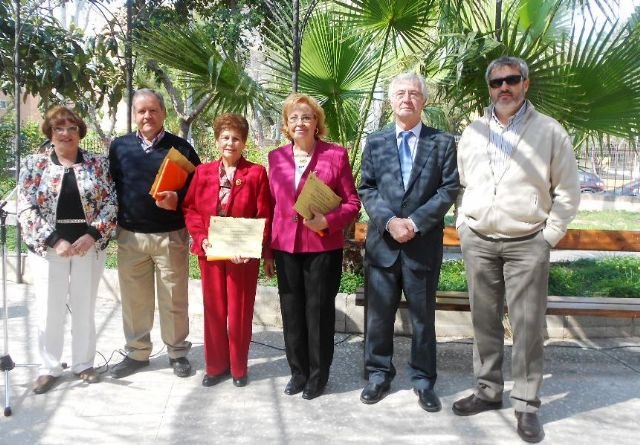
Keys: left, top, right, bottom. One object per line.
{"left": 268, "top": 140, "right": 360, "bottom": 254}
{"left": 183, "top": 157, "right": 272, "bottom": 259}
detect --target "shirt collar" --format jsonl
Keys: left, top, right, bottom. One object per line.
{"left": 50, "top": 150, "right": 84, "bottom": 166}
{"left": 395, "top": 121, "right": 422, "bottom": 139}
{"left": 490, "top": 101, "right": 528, "bottom": 127}
{"left": 136, "top": 128, "right": 166, "bottom": 150}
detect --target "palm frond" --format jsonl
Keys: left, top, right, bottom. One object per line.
{"left": 335, "top": 0, "right": 438, "bottom": 52}
{"left": 134, "top": 24, "right": 273, "bottom": 116}
{"left": 296, "top": 9, "right": 390, "bottom": 146}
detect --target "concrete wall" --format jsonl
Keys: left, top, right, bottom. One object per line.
{"left": 580, "top": 193, "right": 640, "bottom": 212}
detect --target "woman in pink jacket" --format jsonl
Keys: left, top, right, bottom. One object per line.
{"left": 268, "top": 93, "right": 360, "bottom": 400}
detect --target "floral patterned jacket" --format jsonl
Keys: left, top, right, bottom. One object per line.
{"left": 17, "top": 149, "right": 118, "bottom": 257}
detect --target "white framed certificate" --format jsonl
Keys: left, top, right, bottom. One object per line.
{"left": 205, "top": 216, "right": 266, "bottom": 260}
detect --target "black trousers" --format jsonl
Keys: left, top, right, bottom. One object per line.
{"left": 365, "top": 246, "right": 442, "bottom": 390}
{"left": 274, "top": 249, "right": 343, "bottom": 389}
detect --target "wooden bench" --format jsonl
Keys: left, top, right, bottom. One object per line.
{"left": 353, "top": 226, "right": 640, "bottom": 339}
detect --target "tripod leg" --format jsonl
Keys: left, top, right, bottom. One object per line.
{"left": 3, "top": 369, "right": 11, "bottom": 416}
{"left": 2, "top": 208, "right": 13, "bottom": 415}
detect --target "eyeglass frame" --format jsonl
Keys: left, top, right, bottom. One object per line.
{"left": 392, "top": 90, "right": 424, "bottom": 101}
{"left": 488, "top": 74, "right": 524, "bottom": 89}
{"left": 287, "top": 115, "right": 315, "bottom": 124}
{"left": 52, "top": 126, "right": 80, "bottom": 134}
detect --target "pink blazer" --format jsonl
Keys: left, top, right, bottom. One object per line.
{"left": 268, "top": 140, "right": 360, "bottom": 254}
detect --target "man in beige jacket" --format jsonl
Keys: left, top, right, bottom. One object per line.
{"left": 453, "top": 56, "right": 580, "bottom": 443}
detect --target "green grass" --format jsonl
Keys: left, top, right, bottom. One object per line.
{"left": 568, "top": 210, "right": 640, "bottom": 231}
{"left": 5, "top": 226, "right": 27, "bottom": 252}
{"left": 57, "top": 242, "right": 640, "bottom": 297}
{"left": 10, "top": 209, "right": 640, "bottom": 297}
{"left": 438, "top": 257, "right": 640, "bottom": 298}
{"left": 444, "top": 210, "right": 640, "bottom": 230}
{"left": 107, "top": 247, "right": 363, "bottom": 293}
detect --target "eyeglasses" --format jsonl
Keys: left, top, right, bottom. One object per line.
{"left": 53, "top": 126, "right": 79, "bottom": 134}
{"left": 393, "top": 90, "right": 423, "bottom": 100}
{"left": 488, "top": 75, "right": 523, "bottom": 89}
{"left": 288, "top": 115, "right": 315, "bottom": 124}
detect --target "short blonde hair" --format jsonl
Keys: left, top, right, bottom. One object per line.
{"left": 280, "top": 93, "right": 327, "bottom": 140}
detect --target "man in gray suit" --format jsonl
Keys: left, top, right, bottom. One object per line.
{"left": 358, "top": 72, "right": 459, "bottom": 412}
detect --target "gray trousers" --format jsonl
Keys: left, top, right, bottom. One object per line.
{"left": 459, "top": 225, "right": 550, "bottom": 413}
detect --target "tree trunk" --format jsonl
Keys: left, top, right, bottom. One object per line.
{"left": 14, "top": 0, "right": 24, "bottom": 283}
{"left": 179, "top": 120, "right": 191, "bottom": 140}
{"left": 292, "top": 0, "right": 300, "bottom": 92}
{"left": 495, "top": 0, "right": 502, "bottom": 41}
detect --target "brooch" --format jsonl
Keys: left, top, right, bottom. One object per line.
{"left": 235, "top": 179, "right": 242, "bottom": 186}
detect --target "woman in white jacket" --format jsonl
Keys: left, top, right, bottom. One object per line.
{"left": 18, "top": 106, "right": 117, "bottom": 394}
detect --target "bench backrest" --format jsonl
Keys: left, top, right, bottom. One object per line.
{"left": 354, "top": 224, "right": 640, "bottom": 252}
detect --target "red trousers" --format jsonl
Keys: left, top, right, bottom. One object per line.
{"left": 198, "top": 258, "right": 259, "bottom": 378}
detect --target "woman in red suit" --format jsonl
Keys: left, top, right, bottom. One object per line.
{"left": 183, "top": 113, "right": 272, "bottom": 387}
{"left": 269, "top": 93, "right": 361, "bottom": 399}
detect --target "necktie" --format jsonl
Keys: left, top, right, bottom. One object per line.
{"left": 399, "top": 131, "right": 413, "bottom": 189}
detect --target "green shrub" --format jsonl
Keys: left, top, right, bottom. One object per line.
{"left": 438, "top": 259, "right": 467, "bottom": 291}
{"left": 339, "top": 272, "right": 365, "bottom": 293}
{"left": 11, "top": 222, "right": 640, "bottom": 299}
{"left": 440, "top": 256, "right": 640, "bottom": 298}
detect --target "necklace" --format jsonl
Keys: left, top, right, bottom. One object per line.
{"left": 293, "top": 146, "right": 313, "bottom": 170}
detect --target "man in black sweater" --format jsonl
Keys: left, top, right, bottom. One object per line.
{"left": 109, "top": 89, "right": 201, "bottom": 378}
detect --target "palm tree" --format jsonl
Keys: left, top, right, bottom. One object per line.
{"left": 426, "top": 0, "right": 640, "bottom": 141}
{"left": 133, "top": 23, "right": 273, "bottom": 138}
{"left": 333, "top": 0, "right": 440, "bottom": 167}
{"left": 262, "top": 0, "right": 442, "bottom": 173}
{"left": 264, "top": 6, "right": 388, "bottom": 149}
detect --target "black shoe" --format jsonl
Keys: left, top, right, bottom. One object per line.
{"left": 111, "top": 357, "right": 150, "bottom": 379}
{"left": 233, "top": 376, "right": 248, "bottom": 387}
{"left": 415, "top": 388, "right": 442, "bottom": 413}
{"left": 301, "top": 383, "right": 325, "bottom": 400}
{"left": 202, "top": 371, "right": 229, "bottom": 387}
{"left": 452, "top": 393, "right": 503, "bottom": 416}
{"left": 169, "top": 357, "right": 192, "bottom": 377}
{"left": 284, "top": 376, "right": 307, "bottom": 395}
{"left": 360, "top": 382, "right": 390, "bottom": 405}
{"left": 516, "top": 411, "right": 545, "bottom": 443}
{"left": 33, "top": 375, "right": 59, "bottom": 394}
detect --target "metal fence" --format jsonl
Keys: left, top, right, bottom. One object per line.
{"left": 80, "top": 136, "right": 109, "bottom": 154}
{"left": 577, "top": 141, "right": 639, "bottom": 195}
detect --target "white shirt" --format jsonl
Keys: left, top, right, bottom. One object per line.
{"left": 487, "top": 101, "right": 527, "bottom": 180}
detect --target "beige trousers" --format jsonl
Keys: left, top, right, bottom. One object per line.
{"left": 459, "top": 224, "right": 550, "bottom": 413}
{"left": 117, "top": 227, "right": 191, "bottom": 361}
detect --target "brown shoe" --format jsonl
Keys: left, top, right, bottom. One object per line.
{"left": 33, "top": 375, "right": 58, "bottom": 394}
{"left": 452, "top": 393, "right": 503, "bottom": 416}
{"left": 76, "top": 367, "right": 100, "bottom": 384}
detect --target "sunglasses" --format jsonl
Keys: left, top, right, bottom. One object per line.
{"left": 488, "top": 75, "right": 523, "bottom": 88}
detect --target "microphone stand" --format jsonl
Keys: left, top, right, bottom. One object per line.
{"left": 1, "top": 199, "right": 15, "bottom": 416}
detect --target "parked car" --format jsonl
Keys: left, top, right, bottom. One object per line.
{"left": 578, "top": 167, "right": 605, "bottom": 193}
{"left": 616, "top": 179, "right": 640, "bottom": 196}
